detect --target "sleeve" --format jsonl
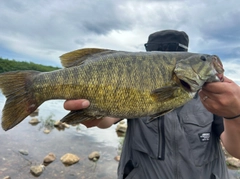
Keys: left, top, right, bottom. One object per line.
{"left": 212, "top": 114, "right": 224, "bottom": 138}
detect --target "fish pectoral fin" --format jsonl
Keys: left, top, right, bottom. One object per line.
{"left": 61, "top": 110, "right": 102, "bottom": 125}
{"left": 60, "top": 48, "right": 116, "bottom": 68}
{"left": 150, "top": 85, "right": 180, "bottom": 101}
{"left": 146, "top": 109, "right": 174, "bottom": 123}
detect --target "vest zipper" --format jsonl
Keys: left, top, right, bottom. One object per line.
{"left": 174, "top": 111, "right": 180, "bottom": 178}
{"left": 158, "top": 117, "right": 165, "bottom": 160}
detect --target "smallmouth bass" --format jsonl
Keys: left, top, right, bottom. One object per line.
{"left": 0, "top": 48, "right": 224, "bottom": 130}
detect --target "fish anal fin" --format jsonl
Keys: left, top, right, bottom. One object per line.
{"left": 60, "top": 48, "right": 115, "bottom": 68}
{"left": 60, "top": 110, "right": 102, "bottom": 125}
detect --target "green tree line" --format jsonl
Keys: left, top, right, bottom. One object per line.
{"left": 0, "top": 57, "right": 60, "bottom": 73}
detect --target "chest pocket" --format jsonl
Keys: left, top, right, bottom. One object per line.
{"left": 180, "top": 98, "right": 220, "bottom": 167}
{"left": 131, "top": 117, "right": 162, "bottom": 159}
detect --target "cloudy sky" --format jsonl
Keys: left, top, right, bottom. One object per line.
{"left": 0, "top": 0, "right": 240, "bottom": 84}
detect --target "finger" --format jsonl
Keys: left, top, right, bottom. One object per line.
{"left": 199, "top": 91, "right": 222, "bottom": 114}
{"left": 199, "top": 89, "right": 221, "bottom": 105}
{"left": 202, "top": 76, "right": 232, "bottom": 93}
{"left": 202, "top": 82, "right": 223, "bottom": 93}
{"left": 64, "top": 99, "right": 90, "bottom": 110}
{"left": 81, "top": 119, "right": 101, "bottom": 128}
{"left": 198, "top": 89, "right": 209, "bottom": 100}
{"left": 81, "top": 117, "right": 120, "bottom": 129}
{"left": 199, "top": 94, "right": 214, "bottom": 108}
{"left": 97, "top": 117, "right": 120, "bottom": 129}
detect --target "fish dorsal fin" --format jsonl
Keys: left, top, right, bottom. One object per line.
{"left": 60, "top": 48, "right": 115, "bottom": 68}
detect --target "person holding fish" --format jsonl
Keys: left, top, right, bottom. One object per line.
{"left": 0, "top": 30, "right": 240, "bottom": 178}
{"left": 64, "top": 30, "right": 240, "bottom": 179}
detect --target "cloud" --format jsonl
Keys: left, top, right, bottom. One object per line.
{"left": 0, "top": 0, "right": 240, "bottom": 83}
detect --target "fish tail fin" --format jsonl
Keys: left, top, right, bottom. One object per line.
{"left": 0, "top": 71, "right": 42, "bottom": 131}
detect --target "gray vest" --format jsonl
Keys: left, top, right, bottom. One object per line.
{"left": 117, "top": 95, "right": 229, "bottom": 179}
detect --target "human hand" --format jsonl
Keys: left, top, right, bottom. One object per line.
{"left": 199, "top": 76, "right": 240, "bottom": 118}
{"left": 64, "top": 99, "right": 120, "bottom": 128}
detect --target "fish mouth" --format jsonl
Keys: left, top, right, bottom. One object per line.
{"left": 212, "top": 55, "right": 224, "bottom": 82}
{"left": 179, "top": 79, "right": 197, "bottom": 92}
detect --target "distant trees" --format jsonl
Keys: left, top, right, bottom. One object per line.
{"left": 0, "top": 57, "right": 60, "bottom": 73}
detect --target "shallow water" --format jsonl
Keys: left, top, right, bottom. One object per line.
{"left": 0, "top": 94, "right": 120, "bottom": 179}
{"left": 0, "top": 94, "right": 239, "bottom": 179}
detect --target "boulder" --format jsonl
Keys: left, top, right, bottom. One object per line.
{"left": 116, "top": 122, "right": 127, "bottom": 133}
{"left": 114, "top": 155, "right": 120, "bottom": 162}
{"left": 226, "top": 157, "right": 240, "bottom": 168}
{"left": 54, "top": 120, "right": 70, "bottom": 130}
{"left": 3, "top": 176, "right": 11, "bottom": 179}
{"left": 43, "top": 153, "right": 56, "bottom": 164}
{"left": 29, "top": 109, "right": 39, "bottom": 117}
{"left": 19, "top": 149, "right": 28, "bottom": 156}
{"left": 30, "top": 164, "right": 45, "bottom": 176}
{"left": 60, "top": 153, "right": 80, "bottom": 165}
{"left": 43, "top": 128, "right": 51, "bottom": 134}
{"left": 29, "top": 118, "right": 40, "bottom": 125}
{"left": 88, "top": 151, "right": 100, "bottom": 161}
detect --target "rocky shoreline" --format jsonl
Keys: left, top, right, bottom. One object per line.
{"left": 1, "top": 108, "right": 239, "bottom": 178}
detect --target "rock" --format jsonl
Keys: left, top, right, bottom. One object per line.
{"left": 114, "top": 155, "right": 120, "bottom": 162}
{"left": 60, "top": 153, "right": 80, "bottom": 165}
{"left": 63, "top": 122, "right": 70, "bottom": 128}
{"left": 116, "top": 122, "right": 127, "bottom": 133}
{"left": 54, "top": 121, "right": 70, "bottom": 130}
{"left": 116, "top": 131, "right": 125, "bottom": 137}
{"left": 30, "top": 164, "right": 44, "bottom": 176}
{"left": 43, "top": 153, "right": 56, "bottom": 164}
{"left": 88, "top": 151, "right": 100, "bottom": 161}
{"left": 119, "top": 120, "right": 125, "bottom": 124}
{"left": 19, "top": 149, "right": 28, "bottom": 156}
{"left": 29, "top": 109, "right": 39, "bottom": 117}
{"left": 226, "top": 157, "right": 240, "bottom": 168}
{"left": 29, "top": 118, "right": 40, "bottom": 125}
{"left": 43, "top": 128, "right": 51, "bottom": 134}
{"left": 3, "top": 176, "right": 11, "bottom": 179}
{"left": 222, "top": 142, "right": 240, "bottom": 168}
{"left": 54, "top": 120, "right": 64, "bottom": 127}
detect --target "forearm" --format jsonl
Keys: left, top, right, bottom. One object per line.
{"left": 221, "top": 116, "right": 240, "bottom": 159}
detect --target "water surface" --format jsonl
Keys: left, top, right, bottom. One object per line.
{"left": 0, "top": 94, "right": 120, "bottom": 179}
{"left": 0, "top": 94, "right": 239, "bottom": 179}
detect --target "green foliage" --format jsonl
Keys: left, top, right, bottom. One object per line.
{"left": 39, "top": 114, "right": 56, "bottom": 131}
{"left": 0, "top": 57, "right": 60, "bottom": 73}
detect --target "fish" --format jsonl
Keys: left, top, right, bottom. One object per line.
{"left": 0, "top": 48, "right": 224, "bottom": 131}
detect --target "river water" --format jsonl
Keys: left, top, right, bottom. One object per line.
{"left": 0, "top": 94, "right": 239, "bottom": 179}
{"left": 0, "top": 94, "right": 121, "bottom": 179}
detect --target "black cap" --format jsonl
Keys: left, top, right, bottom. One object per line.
{"left": 144, "top": 30, "right": 189, "bottom": 52}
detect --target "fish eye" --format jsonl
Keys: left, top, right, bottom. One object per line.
{"left": 200, "top": 56, "right": 207, "bottom": 61}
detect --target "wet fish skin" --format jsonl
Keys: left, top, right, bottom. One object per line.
{"left": 0, "top": 48, "right": 224, "bottom": 130}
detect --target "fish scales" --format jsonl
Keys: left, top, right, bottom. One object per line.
{"left": 0, "top": 48, "right": 224, "bottom": 130}
{"left": 33, "top": 53, "right": 183, "bottom": 115}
